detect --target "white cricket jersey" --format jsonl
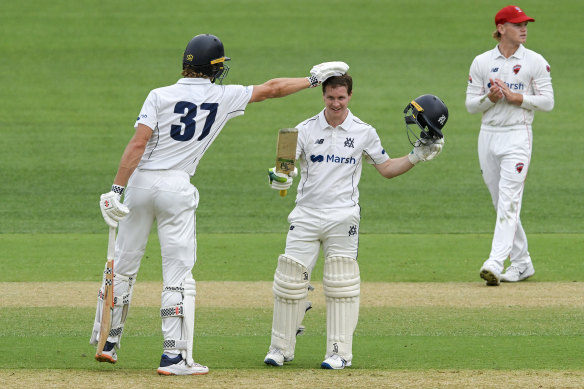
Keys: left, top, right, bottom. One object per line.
{"left": 465, "top": 44, "right": 554, "bottom": 131}
{"left": 135, "top": 78, "right": 253, "bottom": 176}
{"left": 295, "top": 109, "right": 389, "bottom": 209}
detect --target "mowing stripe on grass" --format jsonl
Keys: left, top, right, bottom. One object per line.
{"left": 3, "top": 281, "right": 582, "bottom": 308}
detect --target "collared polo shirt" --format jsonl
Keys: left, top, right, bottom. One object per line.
{"left": 295, "top": 109, "right": 389, "bottom": 208}
{"left": 466, "top": 44, "right": 554, "bottom": 131}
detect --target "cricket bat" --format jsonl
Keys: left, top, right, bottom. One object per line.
{"left": 275, "top": 128, "right": 298, "bottom": 197}
{"left": 96, "top": 226, "right": 116, "bottom": 357}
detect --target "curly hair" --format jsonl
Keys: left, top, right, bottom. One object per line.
{"left": 181, "top": 67, "right": 211, "bottom": 79}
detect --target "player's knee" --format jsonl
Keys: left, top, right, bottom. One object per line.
{"left": 323, "top": 256, "right": 360, "bottom": 298}
{"left": 273, "top": 254, "right": 310, "bottom": 300}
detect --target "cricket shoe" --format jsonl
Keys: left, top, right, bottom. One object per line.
{"left": 156, "top": 354, "right": 209, "bottom": 375}
{"left": 500, "top": 263, "right": 535, "bottom": 282}
{"left": 321, "top": 354, "right": 351, "bottom": 370}
{"left": 264, "top": 347, "right": 294, "bottom": 367}
{"left": 480, "top": 263, "right": 501, "bottom": 286}
{"left": 95, "top": 341, "right": 117, "bottom": 364}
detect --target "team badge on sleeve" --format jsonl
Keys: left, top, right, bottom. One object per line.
{"left": 515, "top": 162, "right": 525, "bottom": 173}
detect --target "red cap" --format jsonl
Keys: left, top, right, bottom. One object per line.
{"left": 495, "top": 6, "right": 535, "bottom": 25}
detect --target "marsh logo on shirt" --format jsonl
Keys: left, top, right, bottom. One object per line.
{"left": 310, "top": 154, "right": 356, "bottom": 165}
{"left": 504, "top": 81, "right": 525, "bottom": 90}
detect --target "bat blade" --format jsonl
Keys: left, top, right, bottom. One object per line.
{"left": 275, "top": 128, "right": 298, "bottom": 197}
{"left": 96, "top": 227, "right": 116, "bottom": 357}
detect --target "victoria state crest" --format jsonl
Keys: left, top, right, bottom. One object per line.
{"left": 515, "top": 162, "right": 525, "bottom": 173}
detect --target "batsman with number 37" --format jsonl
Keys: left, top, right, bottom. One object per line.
{"left": 265, "top": 74, "right": 448, "bottom": 369}
{"left": 90, "top": 33, "right": 349, "bottom": 375}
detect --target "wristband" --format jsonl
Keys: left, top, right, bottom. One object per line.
{"left": 407, "top": 150, "right": 421, "bottom": 165}
{"left": 307, "top": 75, "right": 320, "bottom": 88}
{"left": 111, "top": 184, "right": 125, "bottom": 195}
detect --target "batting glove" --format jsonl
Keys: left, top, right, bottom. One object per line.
{"left": 100, "top": 186, "right": 130, "bottom": 228}
{"left": 308, "top": 61, "right": 349, "bottom": 87}
{"left": 408, "top": 137, "right": 445, "bottom": 165}
{"left": 268, "top": 167, "right": 297, "bottom": 190}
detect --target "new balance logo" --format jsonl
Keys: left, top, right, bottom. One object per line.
{"left": 315, "top": 139, "right": 324, "bottom": 144}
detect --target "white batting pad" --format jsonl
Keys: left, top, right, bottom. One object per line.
{"left": 270, "top": 254, "right": 310, "bottom": 358}
{"left": 181, "top": 278, "right": 196, "bottom": 366}
{"left": 90, "top": 271, "right": 136, "bottom": 348}
{"left": 323, "top": 256, "right": 360, "bottom": 362}
{"left": 161, "top": 277, "right": 196, "bottom": 358}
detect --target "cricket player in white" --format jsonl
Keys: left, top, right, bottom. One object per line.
{"left": 264, "top": 74, "right": 448, "bottom": 369}
{"left": 466, "top": 6, "right": 554, "bottom": 286}
{"left": 91, "top": 33, "right": 349, "bottom": 375}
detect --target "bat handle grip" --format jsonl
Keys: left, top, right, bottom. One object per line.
{"left": 107, "top": 226, "right": 116, "bottom": 260}
{"left": 279, "top": 189, "right": 287, "bottom": 197}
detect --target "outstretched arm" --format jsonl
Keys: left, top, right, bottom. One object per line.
{"left": 249, "top": 61, "right": 349, "bottom": 103}
{"left": 250, "top": 78, "right": 312, "bottom": 103}
{"left": 375, "top": 137, "right": 445, "bottom": 179}
{"left": 374, "top": 156, "right": 415, "bottom": 179}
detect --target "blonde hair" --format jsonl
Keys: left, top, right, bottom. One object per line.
{"left": 492, "top": 29, "right": 502, "bottom": 41}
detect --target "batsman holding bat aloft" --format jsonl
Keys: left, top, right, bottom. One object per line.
{"left": 90, "top": 32, "right": 349, "bottom": 375}
{"left": 264, "top": 72, "right": 448, "bottom": 369}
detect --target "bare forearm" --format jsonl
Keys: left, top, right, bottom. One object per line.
{"left": 250, "top": 78, "right": 310, "bottom": 102}
{"left": 112, "top": 124, "right": 151, "bottom": 187}
{"left": 375, "top": 156, "right": 415, "bottom": 179}
{"left": 113, "top": 141, "right": 145, "bottom": 186}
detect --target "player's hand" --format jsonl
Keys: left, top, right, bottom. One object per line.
{"left": 100, "top": 191, "right": 130, "bottom": 228}
{"left": 407, "top": 137, "right": 444, "bottom": 165}
{"left": 308, "top": 61, "right": 349, "bottom": 87}
{"left": 268, "top": 167, "right": 297, "bottom": 190}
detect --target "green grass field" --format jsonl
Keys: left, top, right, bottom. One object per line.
{"left": 1, "top": 0, "right": 583, "bottom": 387}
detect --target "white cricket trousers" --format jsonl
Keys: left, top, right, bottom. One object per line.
{"left": 478, "top": 127, "right": 532, "bottom": 270}
{"left": 285, "top": 205, "right": 360, "bottom": 271}
{"left": 116, "top": 169, "right": 198, "bottom": 340}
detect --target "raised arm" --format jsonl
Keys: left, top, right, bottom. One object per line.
{"left": 250, "top": 61, "right": 349, "bottom": 103}
{"left": 250, "top": 78, "right": 312, "bottom": 103}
